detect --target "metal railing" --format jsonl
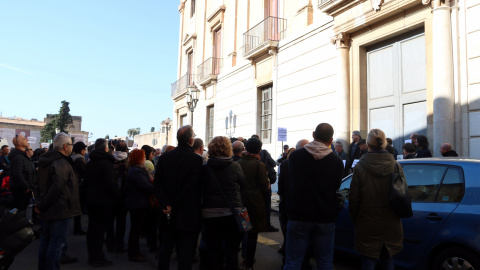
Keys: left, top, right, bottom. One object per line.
{"left": 197, "top": 57, "right": 223, "bottom": 82}
{"left": 319, "top": 0, "right": 333, "bottom": 4}
{"left": 171, "top": 73, "right": 195, "bottom": 97}
{"left": 243, "top": 16, "right": 287, "bottom": 55}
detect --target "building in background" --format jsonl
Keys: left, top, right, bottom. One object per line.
{"left": 170, "top": 0, "right": 480, "bottom": 158}
{"left": 133, "top": 117, "right": 173, "bottom": 149}
{"left": 0, "top": 116, "right": 45, "bottom": 149}
{"left": 45, "top": 114, "right": 89, "bottom": 144}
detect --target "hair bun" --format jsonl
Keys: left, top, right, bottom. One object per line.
{"left": 375, "top": 137, "right": 383, "bottom": 146}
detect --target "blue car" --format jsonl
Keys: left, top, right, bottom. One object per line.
{"left": 335, "top": 158, "right": 480, "bottom": 270}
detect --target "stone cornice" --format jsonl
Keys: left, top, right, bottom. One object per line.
{"left": 422, "top": 0, "right": 451, "bottom": 9}
{"left": 178, "top": 0, "right": 186, "bottom": 13}
{"left": 207, "top": 5, "right": 226, "bottom": 23}
{"left": 182, "top": 33, "right": 197, "bottom": 47}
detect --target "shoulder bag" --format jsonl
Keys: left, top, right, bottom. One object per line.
{"left": 209, "top": 167, "right": 252, "bottom": 233}
{"left": 389, "top": 163, "right": 413, "bottom": 218}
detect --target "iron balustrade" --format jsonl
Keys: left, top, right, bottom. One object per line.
{"left": 197, "top": 57, "right": 223, "bottom": 82}
{"left": 171, "top": 73, "right": 195, "bottom": 97}
{"left": 243, "top": 16, "right": 287, "bottom": 55}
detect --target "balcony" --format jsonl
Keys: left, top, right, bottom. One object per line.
{"left": 197, "top": 57, "right": 223, "bottom": 86}
{"left": 243, "top": 16, "right": 287, "bottom": 60}
{"left": 171, "top": 73, "right": 195, "bottom": 99}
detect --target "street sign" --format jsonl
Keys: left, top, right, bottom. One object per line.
{"left": 278, "top": 127, "right": 287, "bottom": 141}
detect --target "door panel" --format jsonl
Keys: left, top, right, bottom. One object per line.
{"left": 370, "top": 107, "right": 395, "bottom": 139}
{"left": 368, "top": 46, "right": 395, "bottom": 100}
{"left": 403, "top": 101, "right": 427, "bottom": 142}
{"left": 400, "top": 35, "right": 426, "bottom": 93}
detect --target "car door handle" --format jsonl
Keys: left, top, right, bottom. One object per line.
{"left": 425, "top": 213, "right": 443, "bottom": 221}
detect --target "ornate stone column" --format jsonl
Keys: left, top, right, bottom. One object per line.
{"left": 331, "top": 33, "right": 351, "bottom": 147}
{"left": 425, "top": 0, "right": 455, "bottom": 156}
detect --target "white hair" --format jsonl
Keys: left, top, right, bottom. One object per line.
{"left": 53, "top": 133, "right": 71, "bottom": 151}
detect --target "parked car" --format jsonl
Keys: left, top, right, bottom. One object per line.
{"left": 335, "top": 158, "right": 480, "bottom": 270}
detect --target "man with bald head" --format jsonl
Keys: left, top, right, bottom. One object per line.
{"left": 440, "top": 143, "right": 459, "bottom": 157}
{"left": 232, "top": 140, "right": 244, "bottom": 161}
{"left": 8, "top": 134, "right": 34, "bottom": 213}
{"left": 154, "top": 125, "right": 203, "bottom": 270}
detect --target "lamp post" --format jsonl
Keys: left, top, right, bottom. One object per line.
{"left": 186, "top": 85, "right": 200, "bottom": 126}
{"left": 164, "top": 118, "right": 172, "bottom": 145}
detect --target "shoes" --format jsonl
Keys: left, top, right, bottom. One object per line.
{"left": 60, "top": 255, "right": 78, "bottom": 264}
{"left": 89, "top": 259, "right": 113, "bottom": 267}
{"left": 267, "top": 225, "right": 279, "bottom": 232}
{"left": 128, "top": 255, "right": 146, "bottom": 262}
{"left": 73, "top": 230, "right": 86, "bottom": 235}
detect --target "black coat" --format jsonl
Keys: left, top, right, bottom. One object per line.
{"left": 125, "top": 166, "right": 155, "bottom": 209}
{"left": 154, "top": 144, "right": 203, "bottom": 232}
{"left": 8, "top": 149, "right": 34, "bottom": 190}
{"left": 85, "top": 150, "right": 119, "bottom": 205}
{"left": 36, "top": 150, "right": 81, "bottom": 220}
{"left": 260, "top": 149, "right": 276, "bottom": 184}
{"left": 277, "top": 159, "right": 289, "bottom": 215}
{"left": 200, "top": 158, "right": 245, "bottom": 210}
{"left": 404, "top": 153, "right": 416, "bottom": 159}
{"left": 416, "top": 148, "right": 432, "bottom": 158}
{"left": 442, "top": 150, "right": 459, "bottom": 157}
{"left": 287, "top": 149, "right": 343, "bottom": 223}
{"left": 0, "top": 155, "right": 10, "bottom": 180}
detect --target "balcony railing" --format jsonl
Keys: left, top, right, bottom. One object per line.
{"left": 171, "top": 73, "right": 195, "bottom": 98}
{"left": 319, "top": 0, "right": 333, "bottom": 4}
{"left": 197, "top": 57, "right": 223, "bottom": 82}
{"left": 243, "top": 16, "right": 287, "bottom": 56}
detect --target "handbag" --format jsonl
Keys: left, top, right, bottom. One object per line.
{"left": 389, "top": 163, "right": 413, "bottom": 218}
{"left": 209, "top": 167, "right": 252, "bottom": 233}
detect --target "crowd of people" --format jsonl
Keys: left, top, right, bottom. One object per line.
{"left": 0, "top": 125, "right": 461, "bottom": 270}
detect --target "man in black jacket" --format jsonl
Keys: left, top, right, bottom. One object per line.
{"left": 8, "top": 134, "right": 34, "bottom": 213}
{"left": 285, "top": 123, "right": 344, "bottom": 269}
{"left": 85, "top": 139, "right": 119, "bottom": 267}
{"left": 154, "top": 125, "right": 203, "bottom": 270}
{"left": 37, "top": 132, "right": 81, "bottom": 270}
{"left": 0, "top": 145, "right": 10, "bottom": 185}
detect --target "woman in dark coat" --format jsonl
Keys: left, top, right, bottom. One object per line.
{"left": 125, "top": 149, "right": 155, "bottom": 262}
{"left": 200, "top": 136, "right": 245, "bottom": 270}
{"left": 349, "top": 129, "right": 406, "bottom": 269}
{"left": 237, "top": 137, "right": 269, "bottom": 270}
{"left": 415, "top": 135, "right": 432, "bottom": 158}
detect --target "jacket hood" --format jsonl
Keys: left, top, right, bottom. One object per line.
{"left": 113, "top": 151, "right": 128, "bottom": 161}
{"left": 89, "top": 150, "right": 115, "bottom": 162}
{"left": 7, "top": 148, "right": 28, "bottom": 161}
{"left": 304, "top": 141, "right": 332, "bottom": 160}
{"left": 38, "top": 150, "right": 69, "bottom": 168}
{"left": 355, "top": 152, "right": 395, "bottom": 177}
{"left": 207, "top": 157, "right": 233, "bottom": 169}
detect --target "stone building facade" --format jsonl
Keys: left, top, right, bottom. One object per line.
{"left": 0, "top": 116, "right": 45, "bottom": 149}
{"left": 171, "top": 0, "right": 480, "bottom": 158}
{"left": 133, "top": 118, "right": 174, "bottom": 149}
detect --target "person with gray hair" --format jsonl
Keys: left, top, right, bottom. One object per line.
{"left": 36, "top": 132, "right": 81, "bottom": 270}
{"left": 440, "top": 143, "right": 458, "bottom": 157}
{"left": 334, "top": 141, "right": 347, "bottom": 161}
{"left": 85, "top": 138, "right": 119, "bottom": 267}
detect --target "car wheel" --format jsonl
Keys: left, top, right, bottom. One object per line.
{"left": 432, "top": 247, "right": 480, "bottom": 270}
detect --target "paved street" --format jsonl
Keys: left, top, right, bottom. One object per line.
{"left": 9, "top": 200, "right": 360, "bottom": 270}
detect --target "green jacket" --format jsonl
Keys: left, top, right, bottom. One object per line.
{"left": 237, "top": 155, "right": 269, "bottom": 233}
{"left": 349, "top": 151, "right": 404, "bottom": 258}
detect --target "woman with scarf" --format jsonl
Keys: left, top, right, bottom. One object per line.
{"left": 237, "top": 137, "right": 269, "bottom": 270}
{"left": 200, "top": 136, "right": 245, "bottom": 270}
{"left": 125, "top": 149, "right": 155, "bottom": 262}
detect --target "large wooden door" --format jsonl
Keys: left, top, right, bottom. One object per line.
{"left": 367, "top": 28, "right": 427, "bottom": 152}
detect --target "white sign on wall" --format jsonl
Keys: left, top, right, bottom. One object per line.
{"left": 278, "top": 127, "right": 287, "bottom": 142}
{"left": 27, "top": 136, "right": 37, "bottom": 144}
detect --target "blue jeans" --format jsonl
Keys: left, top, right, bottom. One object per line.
{"left": 38, "top": 218, "right": 71, "bottom": 270}
{"left": 361, "top": 245, "right": 394, "bottom": 270}
{"left": 284, "top": 220, "right": 335, "bottom": 270}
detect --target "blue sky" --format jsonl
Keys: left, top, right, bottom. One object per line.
{"left": 0, "top": 1, "right": 179, "bottom": 139}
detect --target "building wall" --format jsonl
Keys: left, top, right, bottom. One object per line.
{"left": 172, "top": 0, "right": 477, "bottom": 158}
{"left": 0, "top": 117, "right": 45, "bottom": 149}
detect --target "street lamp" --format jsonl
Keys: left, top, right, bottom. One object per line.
{"left": 186, "top": 85, "right": 200, "bottom": 113}
{"left": 164, "top": 118, "right": 172, "bottom": 145}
